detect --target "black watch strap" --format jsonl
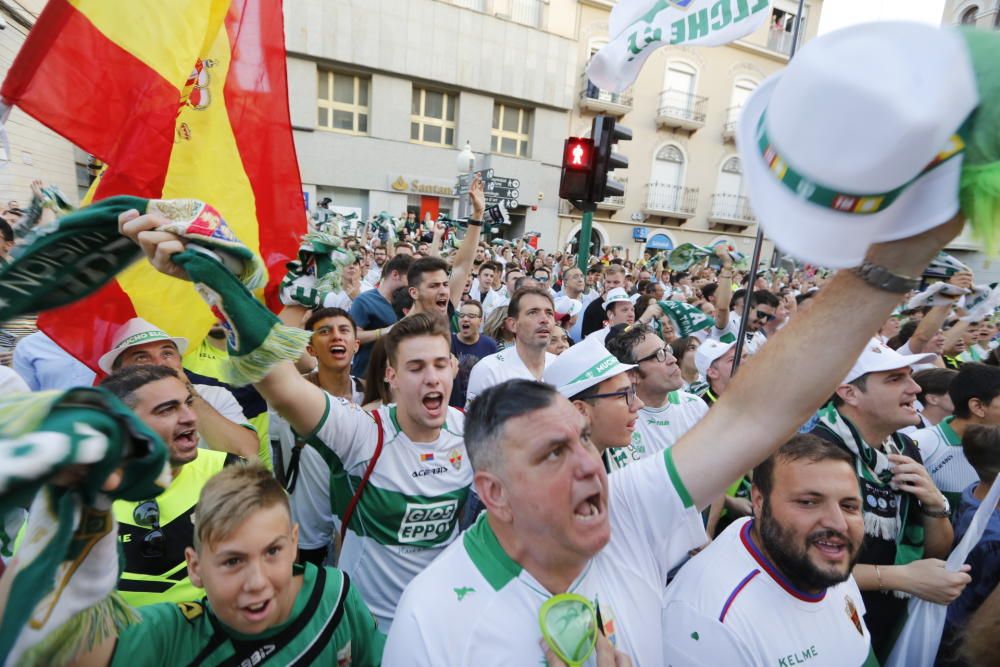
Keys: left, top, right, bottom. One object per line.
{"left": 468, "top": 218, "right": 483, "bottom": 227}
{"left": 850, "top": 261, "right": 920, "bottom": 294}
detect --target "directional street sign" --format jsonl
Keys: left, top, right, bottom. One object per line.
{"left": 491, "top": 177, "right": 520, "bottom": 188}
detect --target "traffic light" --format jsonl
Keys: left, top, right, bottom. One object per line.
{"left": 559, "top": 137, "right": 594, "bottom": 201}
{"left": 590, "top": 116, "right": 631, "bottom": 202}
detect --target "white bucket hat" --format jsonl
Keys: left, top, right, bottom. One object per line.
{"left": 543, "top": 335, "right": 635, "bottom": 399}
{"left": 694, "top": 339, "right": 735, "bottom": 378}
{"left": 602, "top": 287, "right": 631, "bottom": 312}
{"left": 554, "top": 296, "right": 584, "bottom": 319}
{"left": 843, "top": 338, "right": 937, "bottom": 385}
{"left": 98, "top": 317, "right": 189, "bottom": 374}
{"left": 738, "top": 22, "right": 979, "bottom": 268}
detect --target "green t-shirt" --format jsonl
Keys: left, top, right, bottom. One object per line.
{"left": 112, "top": 563, "right": 384, "bottom": 666}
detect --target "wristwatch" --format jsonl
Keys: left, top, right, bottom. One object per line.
{"left": 850, "top": 261, "right": 920, "bottom": 294}
{"left": 920, "top": 495, "right": 951, "bottom": 519}
{"left": 468, "top": 218, "right": 483, "bottom": 227}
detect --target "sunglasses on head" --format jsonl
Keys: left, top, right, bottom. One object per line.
{"left": 133, "top": 500, "right": 166, "bottom": 559}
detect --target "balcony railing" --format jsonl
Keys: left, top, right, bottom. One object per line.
{"left": 579, "top": 71, "right": 633, "bottom": 115}
{"left": 643, "top": 183, "right": 698, "bottom": 218}
{"left": 709, "top": 194, "right": 756, "bottom": 226}
{"left": 723, "top": 106, "right": 741, "bottom": 142}
{"left": 766, "top": 26, "right": 804, "bottom": 56}
{"left": 656, "top": 90, "right": 707, "bottom": 131}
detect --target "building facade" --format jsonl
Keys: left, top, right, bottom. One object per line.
{"left": 940, "top": 0, "right": 1000, "bottom": 282}
{"left": 285, "top": 0, "right": 581, "bottom": 243}
{"left": 0, "top": 0, "right": 79, "bottom": 207}
{"left": 561, "top": 0, "right": 823, "bottom": 261}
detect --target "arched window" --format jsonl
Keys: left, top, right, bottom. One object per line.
{"left": 661, "top": 62, "right": 698, "bottom": 115}
{"left": 715, "top": 157, "right": 744, "bottom": 196}
{"left": 960, "top": 6, "right": 979, "bottom": 24}
{"left": 727, "top": 78, "right": 757, "bottom": 128}
{"left": 651, "top": 144, "right": 685, "bottom": 188}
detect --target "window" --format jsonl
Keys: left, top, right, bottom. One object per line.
{"left": 767, "top": 6, "right": 807, "bottom": 55}
{"left": 410, "top": 88, "right": 457, "bottom": 147}
{"left": 317, "top": 70, "right": 369, "bottom": 134}
{"left": 652, "top": 144, "right": 685, "bottom": 187}
{"left": 491, "top": 104, "right": 531, "bottom": 158}
{"left": 960, "top": 6, "right": 978, "bottom": 24}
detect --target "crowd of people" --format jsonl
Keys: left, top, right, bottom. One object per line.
{"left": 0, "top": 171, "right": 998, "bottom": 667}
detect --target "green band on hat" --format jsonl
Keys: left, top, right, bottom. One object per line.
{"left": 568, "top": 354, "right": 620, "bottom": 385}
{"left": 756, "top": 113, "right": 964, "bottom": 215}
{"left": 115, "top": 330, "right": 170, "bottom": 350}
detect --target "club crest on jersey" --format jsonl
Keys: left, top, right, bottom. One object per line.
{"left": 845, "top": 596, "right": 863, "bottom": 635}
{"left": 449, "top": 448, "right": 463, "bottom": 470}
{"left": 336, "top": 641, "right": 352, "bottom": 666}
{"left": 176, "top": 601, "right": 203, "bottom": 622}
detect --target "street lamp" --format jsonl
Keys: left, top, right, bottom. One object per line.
{"left": 456, "top": 140, "right": 475, "bottom": 174}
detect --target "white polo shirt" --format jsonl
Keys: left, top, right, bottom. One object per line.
{"left": 465, "top": 345, "right": 556, "bottom": 405}
{"left": 383, "top": 448, "right": 707, "bottom": 666}
{"left": 606, "top": 390, "right": 708, "bottom": 472}
{"left": 910, "top": 417, "right": 977, "bottom": 509}
{"left": 662, "top": 518, "right": 876, "bottom": 666}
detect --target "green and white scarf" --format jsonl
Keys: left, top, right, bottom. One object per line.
{"left": 814, "top": 404, "right": 924, "bottom": 594}
{"left": 657, "top": 300, "right": 716, "bottom": 337}
{"left": 279, "top": 225, "right": 355, "bottom": 309}
{"left": 0, "top": 388, "right": 170, "bottom": 667}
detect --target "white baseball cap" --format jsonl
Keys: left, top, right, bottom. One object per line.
{"left": 543, "top": 335, "right": 635, "bottom": 399}
{"left": 554, "top": 296, "right": 584, "bottom": 319}
{"left": 843, "top": 338, "right": 937, "bottom": 385}
{"left": 738, "top": 22, "right": 978, "bottom": 268}
{"left": 98, "top": 318, "right": 189, "bottom": 374}
{"left": 695, "top": 339, "right": 735, "bottom": 378}
{"left": 603, "top": 287, "right": 631, "bottom": 312}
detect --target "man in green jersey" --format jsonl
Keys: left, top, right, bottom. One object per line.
{"left": 5, "top": 463, "right": 384, "bottom": 666}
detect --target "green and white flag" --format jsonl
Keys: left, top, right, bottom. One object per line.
{"left": 588, "top": 0, "right": 772, "bottom": 93}
{"left": 658, "top": 300, "right": 715, "bottom": 336}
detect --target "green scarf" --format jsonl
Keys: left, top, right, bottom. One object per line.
{"left": 278, "top": 226, "right": 355, "bottom": 309}
{"left": 959, "top": 29, "right": 1000, "bottom": 255}
{"left": 174, "top": 249, "right": 311, "bottom": 387}
{"left": 657, "top": 300, "right": 716, "bottom": 337}
{"left": 0, "top": 388, "right": 170, "bottom": 666}
{"left": 0, "top": 195, "right": 267, "bottom": 323}
{"left": 814, "top": 404, "right": 924, "bottom": 586}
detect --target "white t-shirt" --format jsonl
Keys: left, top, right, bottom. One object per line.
{"left": 194, "top": 384, "right": 253, "bottom": 451}
{"left": 465, "top": 346, "right": 556, "bottom": 405}
{"left": 384, "top": 448, "right": 707, "bottom": 667}
{"left": 661, "top": 518, "right": 876, "bottom": 667}
{"left": 322, "top": 289, "right": 353, "bottom": 311}
{"left": 910, "top": 417, "right": 977, "bottom": 507}
{"left": 606, "top": 390, "right": 708, "bottom": 472}
{"left": 302, "top": 394, "right": 471, "bottom": 631}
{"left": 269, "top": 378, "right": 364, "bottom": 550}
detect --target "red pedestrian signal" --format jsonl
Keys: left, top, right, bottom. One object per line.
{"left": 563, "top": 137, "right": 593, "bottom": 171}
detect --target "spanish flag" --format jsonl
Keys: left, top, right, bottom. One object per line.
{"left": 0, "top": 0, "right": 304, "bottom": 371}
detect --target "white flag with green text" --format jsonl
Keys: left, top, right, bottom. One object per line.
{"left": 588, "top": 0, "right": 772, "bottom": 92}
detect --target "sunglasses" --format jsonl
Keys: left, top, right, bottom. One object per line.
{"left": 133, "top": 500, "right": 166, "bottom": 559}
{"left": 636, "top": 346, "right": 670, "bottom": 364}
{"left": 754, "top": 309, "right": 777, "bottom": 323}
{"left": 539, "top": 593, "right": 598, "bottom": 667}
{"left": 588, "top": 384, "right": 638, "bottom": 407}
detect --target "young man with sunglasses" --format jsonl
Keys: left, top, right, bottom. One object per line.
{"left": 543, "top": 334, "right": 650, "bottom": 473}
{"left": 100, "top": 364, "right": 241, "bottom": 607}
{"left": 604, "top": 324, "right": 708, "bottom": 472}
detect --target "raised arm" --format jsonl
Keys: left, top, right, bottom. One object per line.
{"left": 907, "top": 270, "right": 971, "bottom": 352}
{"left": 712, "top": 246, "right": 734, "bottom": 331}
{"left": 448, "top": 176, "right": 485, "bottom": 307}
{"left": 672, "top": 215, "right": 967, "bottom": 510}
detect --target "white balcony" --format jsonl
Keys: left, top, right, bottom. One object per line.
{"left": 709, "top": 193, "right": 756, "bottom": 229}
{"left": 643, "top": 183, "right": 698, "bottom": 219}
{"left": 579, "top": 72, "right": 633, "bottom": 116}
{"left": 655, "top": 90, "right": 707, "bottom": 132}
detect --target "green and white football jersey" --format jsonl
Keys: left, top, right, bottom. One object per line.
{"left": 910, "top": 417, "right": 977, "bottom": 510}
{"left": 301, "top": 395, "right": 471, "bottom": 630}
{"left": 606, "top": 390, "right": 708, "bottom": 472}
{"left": 662, "top": 518, "right": 877, "bottom": 667}
{"left": 111, "top": 563, "right": 384, "bottom": 666}
{"left": 383, "top": 448, "right": 706, "bottom": 666}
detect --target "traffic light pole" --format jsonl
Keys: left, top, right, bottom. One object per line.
{"left": 574, "top": 201, "right": 597, "bottom": 271}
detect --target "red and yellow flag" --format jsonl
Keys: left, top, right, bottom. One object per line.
{"left": 1, "top": 0, "right": 304, "bottom": 371}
